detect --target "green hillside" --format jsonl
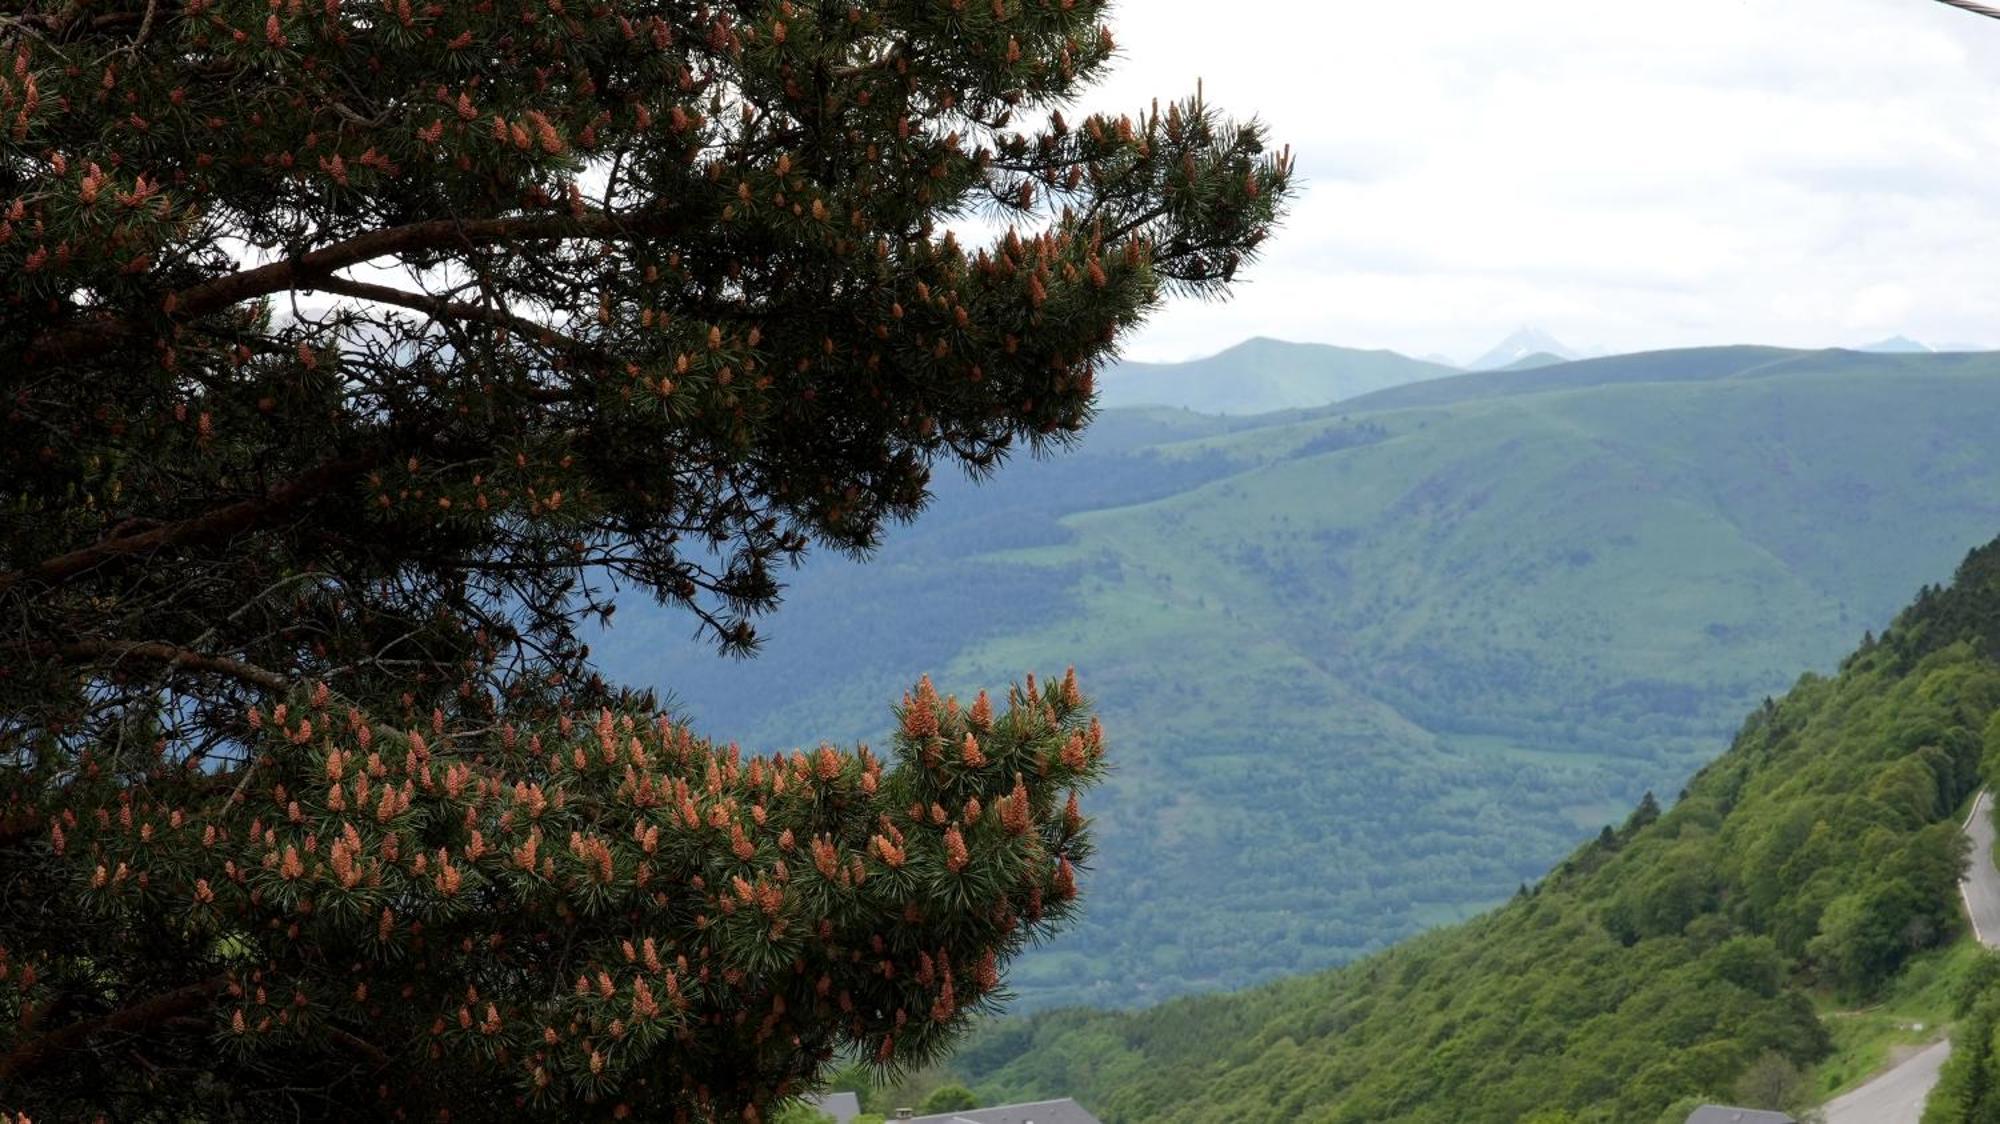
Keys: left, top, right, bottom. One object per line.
{"left": 946, "top": 541, "right": 2000, "bottom": 1122}
{"left": 1337, "top": 344, "right": 1993, "bottom": 413}
{"left": 1095, "top": 337, "right": 1456, "bottom": 414}
{"left": 595, "top": 346, "right": 2000, "bottom": 1009}
{"left": 1497, "top": 350, "right": 1571, "bottom": 371}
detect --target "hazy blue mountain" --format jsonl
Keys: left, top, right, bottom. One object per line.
{"left": 1467, "top": 326, "right": 1578, "bottom": 370}
{"left": 595, "top": 346, "right": 2000, "bottom": 1009}
{"left": 1095, "top": 337, "right": 1455, "bottom": 414}
{"left": 1495, "top": 350, "right": 1569, "bottom": 371}
{"left": 1337, "top": 343, "right": 1997, "bottom": 413}
{"left": 1859, "top": 335, "right": 1933, "bottom": 353}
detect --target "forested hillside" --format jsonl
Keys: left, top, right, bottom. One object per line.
{"left": 596, "top": 346, "right": 2000, "bottom": 1008}
{"left": 945, "top": 540, "right": 2000, "bottom": 1122}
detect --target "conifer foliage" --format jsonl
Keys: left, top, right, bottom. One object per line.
{"left": 0, "top": 0, "right": 1291, "bottom": 1116}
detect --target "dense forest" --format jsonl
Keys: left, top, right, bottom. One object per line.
{"left": 600, "top": 346, "right": 2000, "bottom": 1008}
{"left": 919, "top": 535, "right": 2000, "bottom": 1122}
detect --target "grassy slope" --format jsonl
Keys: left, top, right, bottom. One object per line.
{"left": 1096, "top": 337, "right": 1457, "bottom": 414}
{"left": 946, "top": 546, "right": 2000, "bottom": 1121}
{"left": 1812, "top": 937, "right": 1970, "bottom": 1102}
{"left": 596, "top": 348, "right": 2000, "bottom": 1009}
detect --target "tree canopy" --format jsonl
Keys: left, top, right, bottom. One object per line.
{"left": 0, "top": 0, "right": 1292, "bottom": 1118}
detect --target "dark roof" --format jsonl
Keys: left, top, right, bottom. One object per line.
{"left": 907, "top": 1098, "right": 1102, "bottom": 1124}
{"left": 804, "top": 1091, "right": 861, "bottom": 1124}
{"left": 1685, "top": 1107, "right": 1796, "bottom": 1124}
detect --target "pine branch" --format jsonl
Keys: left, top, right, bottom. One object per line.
{"left": 25, "top": 211, "right": 674, "bottom": 367}
{"left": 1938, "top": 0, "right": 2000, "bottom": 18}
{"left": 302, "top": 275, "right": 614, "bottom": 392}
{"left": 0, "top": 452, "right": 379, "bottom": 594}
{"left": 0, "top": 975, "right": 229, "bottom": 1082}
{"left": 327, "top": 1027, "right": 392, "bottom": 1070}
{"left": 22, "top": 639, "right": 291, "bottom": 693}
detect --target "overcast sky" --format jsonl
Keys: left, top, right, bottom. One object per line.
{"left": 1079, "top": 0, "right": 2000, "bottom": 364}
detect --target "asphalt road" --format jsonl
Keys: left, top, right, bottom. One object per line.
{"left": 1965, "top": 791, "right": 2000, "bottom": 946}
{"left": 1823, "top": 1039, "right": 1952, "bottom": 1124}
{"left": 1822, "top": 791, "right": 2000, "bottom": 1124}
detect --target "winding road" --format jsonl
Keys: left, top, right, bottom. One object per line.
{"left": 1821, "top": 791, "right": 2000, "bottom": 1124}
{"left": 1960, "top": 791, "right": 2000, "bottom": 946}
{"left": 1822, "top": 1039, "right": 1952, "bottom": 1124}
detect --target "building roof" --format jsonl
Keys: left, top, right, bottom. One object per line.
{"left": 906, "top": 1098, "right": 1102, "bottom": 1124}
{"left": 1685, "top": 1107, "right": 1796, "bottom": 1124}
{"left": 804, "top": 1091, "right": 861, "bottom": 1124}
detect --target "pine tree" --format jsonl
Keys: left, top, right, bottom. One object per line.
{"left": 1621, "top": 790, "right": 1661, "bottom": 837}
{"left": 0, "top": 1, "right": 1292, "bottom": 1118}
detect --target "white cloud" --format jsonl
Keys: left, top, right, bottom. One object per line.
{"left": 1082, "top": 0, "right": 2000, "bottom": 362}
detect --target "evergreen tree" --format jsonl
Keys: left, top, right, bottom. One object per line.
{"left": 1623, "top": 791, "right": 1662, "bottom": 836}
{"left": 0, "top": 0, "right": 1292, "bottom": 1118}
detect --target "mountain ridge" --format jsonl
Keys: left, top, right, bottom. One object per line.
{"left": 1496, "top": 350, "right": 1570, "bottom": 371}
{"left": 1468, "top": 326, "right": 1579, "bottom": 370}
{"left": 1099, "top": 335, "right": 2000, "bottom": 418}
{"left": 1097, "top": 337, "right": 1453, "bottom": 415}
{"left": 597, "top": 345, "right": 2000, "bottom": 1010}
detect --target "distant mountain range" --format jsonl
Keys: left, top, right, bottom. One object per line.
{"left": 1100, "top": 332, "right": 1995, "bottom": 416}
{"left": 1860, "top": 335, "right": 1996, "bottom": 354}
{"left": 597, "top": 342, "right": 2000, "bottom": 1010}
{"left": 1095, "top": 338, "right": 1454, "bottom": 415}
{"left": 1467, "top": 326, "right": 1580, "bottom": 371}
{"left": 1493, "top": 350, "right": 1569, "bottom": 371}
{"left": 1861, "top": 335, "right": 1934, "bottom": 353}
